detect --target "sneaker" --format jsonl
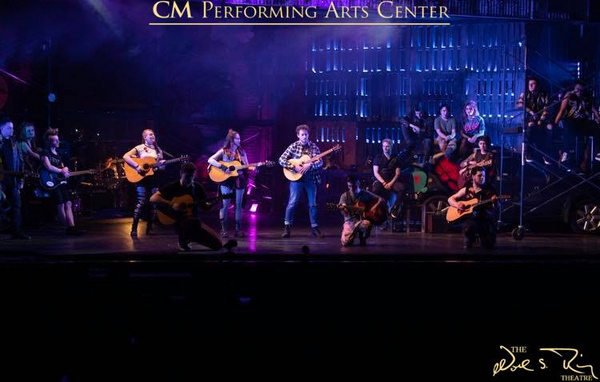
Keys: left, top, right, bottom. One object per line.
{"left": 543, "top": 157, "right": 551, "bottom": 165}
{"left": 178, "top": 241, "right": 191, "bottom": 251}
{"left": 560, "top": 152, "right": 568, "bottom": 163}
{"left": 234, "top": 231, "right": 245, "bottom": 238}
{"left": 281, "top": 225, "right": 291, "bottom": 238}
{"left": 525, "top": 154, "right": 534, "bottom": 163}
{"left": 595, "top": 153, "right": 600, "bottom": 162}
{"left": 220, "top": 230, "right": 229, "bottom": 238}
{"left": 311, "top": 226, "right": 325, "bottom": 238}
{"left": 11, "top": 232, "right": 31, "bottom": 240}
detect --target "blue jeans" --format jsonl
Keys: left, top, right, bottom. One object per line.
{"left": 284, "top": 180, "right": 318, "bottom": 227}
{"left": 220, "top": 183, "right": 244, "bottom": 222}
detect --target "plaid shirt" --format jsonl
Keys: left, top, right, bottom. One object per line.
{"left": 279, "top": 140, "right": 323, "bottom": 184}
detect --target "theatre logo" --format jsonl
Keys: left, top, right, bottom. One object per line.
{"left": 493, "top": 345, "right": 598, "bottom": 381}
{"left": 151, "top": 1, "right": 450, "bottom": 24}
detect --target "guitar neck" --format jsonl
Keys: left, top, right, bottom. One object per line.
{"left": 68, "top": 170, "right": 94, "bottom": 176}
{"left": 310, "top": 148, "right": 336, "bottom": 163}
{"left": 162, "top": 157, "right": 183, "bottom": 166}
{"left": 236, "top": 162, "right": 262, "bottom": 170}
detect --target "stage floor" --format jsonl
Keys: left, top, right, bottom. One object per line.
{"left": 2, "top": 212, "right": 599, "bottom": 260}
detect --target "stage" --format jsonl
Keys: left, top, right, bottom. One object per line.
{"left": 2, "top": 213, "right": 600, "bottom": 259}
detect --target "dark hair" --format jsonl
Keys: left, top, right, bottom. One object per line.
{"left": 181, "top": 162, "right": 196, "bottom": 176}
{"left": 439, "top": 104, "right": 450, "bottom": 114}
{"left": 222, "top": 129, "right": 245, "bottom": 157}
{"left": 296, "top": 124, "right": 310, "bottom": 135}
{"left": 43, "top": 129, "right": 59, "bottom": 150}
{"left": 526, "top": 76, "right": 538, "bottom": 83}
{"left": 471, "top": 166, "right": 486, "bottom": 176}
{"left": 346, "top": 175, "right": 359, "bottom": 184}
{"left": 0, "top": 115, "right": 12, "bottom": 128}
{"left": 477, "top": 135, "right": 491, "bottom": 145}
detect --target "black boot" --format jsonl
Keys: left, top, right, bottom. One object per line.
{"left": 146, "top": 217, "right": 155, "bottom": 235}
{"left": 311, "top": 226, "right": 324, "bottom": 238}
{"left": 130, "top": 218, "right": 139, "bottom": 237}
{"left": 234, "top": 220, "right": 245, "bottom": 237}
{"left": 220, "top": 219, "right": 229, "bottom": 238}
{"left": 281, "top": 224, "right": 291, "bottom": 238}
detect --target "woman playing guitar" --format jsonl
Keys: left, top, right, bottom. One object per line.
{"left": 40, "top": 129, "right": 85, "bottom": 235}
{"left": 207, "top": 129, "right": 249, "bottom": 238}
{"left": 123, "top": 129, "right": 165, "bottom": 237}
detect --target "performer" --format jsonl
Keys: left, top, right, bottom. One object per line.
{"left": 433, "top": 104, "right": 458, "bottom": 159}
{"left": 0, "top": 116, "right": 30, "bottom": 239}
{"left": 554, "top": 80, "right": 600, "bottom": 173}
{"left": 458, "top": 136, "right": 495, "bottom": 188}
{"left": 278, "top": 124, "right": 324, "bottom": 238}
{"left": 208, "top": 129, "right": 248, "bottom": 238}
{"left": 459, "top": 100, "right": 486, "bottom": 159}
{"left": 17, "top": 121, "right": 41, "bottom": 172}
{"left": 516, "top": 76, "right": 552, "bottom": 163}
{"left": 448, "top": 167, "right": 498, "bottom": 249}
{"left": 40, "top": 130, "right": 85, "bottom": 235}
{"left": 123, "top": 129, "right": 165, "bottom": 237}
{"left": 150, "top": 163, "right": 222, "bottom": 252}
{"left": 339, "top": 175, "right": 384, "bottom": 246}
{"left": 400, "top": 105, "right": 433, "bottom": 165}
{"left": 372, "top": 138, "right": 404, "bottom": 225}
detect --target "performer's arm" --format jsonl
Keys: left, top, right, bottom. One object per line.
{"left": 42, "top": 155, "right": 69, "bottom": 176}
{"left": 448, "top": 188, "right": 467, "bottom": 211}
{"left": 278, "top": 144, "right": 294, "bottom": 170}
{"left": 123, "top": 147, "right": 145, "bottom": 175}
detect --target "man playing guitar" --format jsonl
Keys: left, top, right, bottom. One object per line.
{"left": 123, "top": 129, "right": 166, "bottom": 237}
{"left": 278, "top": 124, "right": 325, "bottom": 238}
{"left": 448, "top": 166, "right": 498, "bottom": 249}
{"left": 338, "top": 175, "right": 385, "bottom": 246}
{"left": 150, "top": 163, "right": 222, "bottom": 252}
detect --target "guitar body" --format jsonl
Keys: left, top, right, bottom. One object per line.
{"left": 356, "top": 200, "right": 388, "bottom": 226}
{"left": 156, "top": 194, "right": 195, "bottom": 225}
{"left": 446, "top": 198, "right": 480, "bottom": 222}
{"left": 328, "top": 200, "right": 388, "bottom": 226}
{"left": 124, "top": 157, "right": 158, "bottom": 183}
{"left": 39, "top": 169, "right": 95, "bottom": 190}
{"left": 208, "top": 160, "right": 244, "bottom": 183}
{"left": 283, "top": 155, "right": 312, "bottom": 182}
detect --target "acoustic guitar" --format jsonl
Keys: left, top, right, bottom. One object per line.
{"left": 208, "top": 160, "right": 275, "bottom": 183}
{"left": 326, "top": 199, "right": 388, "bottom": 226}
{"left": 446, "top": 194, "right": 510, "bottom": 223}
{"left": 459, "top": 158, "right": 492, "bottom": 177}
{"left": 39, "top": 168, "right": 96, "bottom": 190}
{"left": 156, "top": 193, "right": 233, "bottom": 225}
{"left": 124, "top": 155, "right": 189, "bottom": 183}
{"left": 283, "top": 144, "right": 342, "bottom": 182}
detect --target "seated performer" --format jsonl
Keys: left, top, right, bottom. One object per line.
{"left": 207, "top": 129, "right": 248, "bottom": 238}
{"left": 40, "top": 130, "right": 85, "bottom": 235}
{"left": 372, "top": 138, "right": 404, "bottom": 224}
{"left": 515, "top": 76, "right": 552, "bottom": 163}
{"left": 448, "top": 167, "right": 498, "bottom": 249}
{"left": 458, "top": 135, "right": 495, "bottom": 188}
{"left": 433, "top": 104, "right": 458, "bottom": 160}
{"left": 338, "top": 175, "right": 384, "bottom": 246}
{"left": 400, "top": 105, "right": 433, "bottom": 165}
{"left": 150, "top": 163, "right": 222, "bottom": 252}
{"left": 459, "top": 100, "right": 486, "bottom": 159}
